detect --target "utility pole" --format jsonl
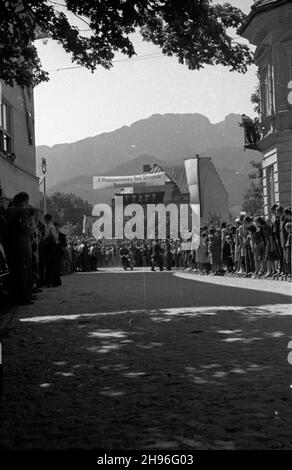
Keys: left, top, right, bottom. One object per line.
{"left": 41, "top": 157, "right": 47, "bottom": 214}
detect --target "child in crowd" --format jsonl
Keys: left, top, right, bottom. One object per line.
{"left": 247, "top": 224, "right": 265, "bottom": 278}
{"left": 207, "top": 228, "right": 221, "bottom": 275}
{"left": 197, "top": 231, "right": 210, "bottom": 274}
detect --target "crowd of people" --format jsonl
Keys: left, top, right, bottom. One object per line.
{"left": 194, "top": 206, "right": 291, "bottom": 279}
{"left": 64, "top": 238, "right": 177, "bottom": 272}
{"left": 239, "top": 114, "right": 261, "bottom": 146}
{"left": 0, "top": 193, "right": 291, "bottom": 305}
{"left": 0, "top": 192, "right": 67, "bottom": 305}
{"left": 62, "top": 204, "right": 291, "bottom": 279}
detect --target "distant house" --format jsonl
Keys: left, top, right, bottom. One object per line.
{"left": 110, "top": 157, "right": 229, "bottom": 239}
{"left": 143, "top": 159, "right": 230, "bottom": 227}
{"left": 239, "top": 0, "right": 292, "bottom": 217}
{"left": 0, "top": 81, "right": 39, "bottom": 207}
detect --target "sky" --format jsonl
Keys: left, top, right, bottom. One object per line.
{"left": 34, "top": 0, "right": 257, "bottom": 147}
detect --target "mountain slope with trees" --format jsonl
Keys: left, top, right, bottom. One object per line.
{"left": 46, "top": 192, "right": 92, "bottom": 234}
{"left": 37, "top": 113, "right": 260, "bottom": 189}
{"left": 47, "top": 153, "right": 252, "bottom": 216}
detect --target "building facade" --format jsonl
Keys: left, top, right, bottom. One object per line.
{"left": 111, "top": 157, "right": 229, "bottom": 239}
{"left": 240, "top": 0, "right": 292, "bottom": 217}
{"left": 0, "top": 81, "right": 39, "bottom": 207}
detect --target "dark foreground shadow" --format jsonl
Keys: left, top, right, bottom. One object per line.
{"left": 1, "top": 286, "right": 292, "bottom": 450}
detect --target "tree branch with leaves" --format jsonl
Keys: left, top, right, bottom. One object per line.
{"left": 0, "top": 0, "right": 253, "bottom": 88}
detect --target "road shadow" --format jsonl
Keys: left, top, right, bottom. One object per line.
{"left": 16, "top": 272, "right": 292, "bottom": 321}
{"left": 1, "top": 285, "right": 292, "bottom": 449}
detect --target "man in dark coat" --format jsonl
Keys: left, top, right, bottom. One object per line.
{"left": 239, "top": 114, "right": 258, "bottom": 145}
{"left": 5, "top": 192, "right": 33, "bottom": 304}
{"left": 54, "top": 222, "right": 67, "bottom": 275}
{"left": 165, "top": 240, "right": 173, "bottom": 271}
{"left": 151, "top": 239, "right": 164, "bottom": 271}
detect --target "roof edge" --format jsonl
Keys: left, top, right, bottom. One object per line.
{"left": 238, "top": 0, "right": 291, "bottom": 36}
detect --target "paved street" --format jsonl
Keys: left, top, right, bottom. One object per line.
{"left": 0, "top": 270, "right": 292, "bottom": 450}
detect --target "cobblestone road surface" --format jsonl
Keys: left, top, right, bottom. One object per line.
{"left": 0, "top": 270, "right": 291, "bottom": 450}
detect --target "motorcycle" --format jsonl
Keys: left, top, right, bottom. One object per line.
{"left": 121, "top": 254, "right": 133, "bottom": 271}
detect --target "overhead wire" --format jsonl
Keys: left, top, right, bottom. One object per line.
{"left": 47, "top": 53, "right": 165, "bottom": 72}
{"left": 47, "top": 0, "right": 91, "bottom": 28}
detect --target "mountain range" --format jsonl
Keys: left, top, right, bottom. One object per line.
{"left": 36, "top": 113, "right": 261, "bottom": 215}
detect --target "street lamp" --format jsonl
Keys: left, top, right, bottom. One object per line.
{"left": 41, "top": 157, "right": 47, "bottom": 214}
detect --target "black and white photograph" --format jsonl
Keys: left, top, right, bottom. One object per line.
{"left": 0, "top": 0, "right": 292, "bottom": 465}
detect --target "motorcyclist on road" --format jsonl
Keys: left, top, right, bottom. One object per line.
{"left": 119, "top": 243, "right": 133, "bottom": 270}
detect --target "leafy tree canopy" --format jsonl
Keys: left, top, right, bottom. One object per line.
{"left": 242, "top": 181, "right": 263, "bottom": 216}
{"left": 251, "top": 76, "right": 260, "bottom": 115}
{"left": 0, "top": 0, "right": 253, "bottom": 88}
{"left": 46, "top": 192, "right": 92, "bottom": 233}
{"left": 242, "top": 160, "right": 264, "bottom": 216}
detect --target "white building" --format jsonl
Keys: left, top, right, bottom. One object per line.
{"left": 0, "top": 81, "right": 39, "bottom": 207}
{"left": 239, "top": 0, "right": 292, "bottom": 217}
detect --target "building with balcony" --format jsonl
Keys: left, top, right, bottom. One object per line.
{"left": 239, "top": 0, "right": 292, "bottom": 218}
{"left": 0, "top": 81, "right": 39, "bottom": 207}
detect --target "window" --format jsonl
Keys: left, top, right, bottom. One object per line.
{"left": 0, "top": 101, "right": 13, "bottom": 155}
{"left": 266, "top": 165, "right": 276, "bottom": 210}
{"left": 261, "top": 65, "right": 273, "bottom": 117}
